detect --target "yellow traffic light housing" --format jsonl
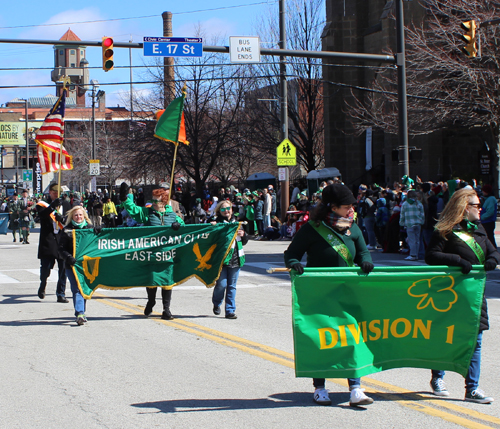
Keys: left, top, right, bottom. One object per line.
{"left": 461, "top": 20, "right": 477, "bottom": 58}
{"left": 102, "top": 37, "right": 114, "bottom": 71}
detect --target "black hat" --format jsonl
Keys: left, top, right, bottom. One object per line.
{"left": 322, "top": 184, "right": 356, "bottom": 206}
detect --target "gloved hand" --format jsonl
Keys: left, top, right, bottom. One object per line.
{"left": 458, "top": 258, "right": 472, "bottom": 274}
{"left": 119, "top": 182, "right": 130, "bottom": 202}
{"left": 93, "top": 225, "right": 102, "bottom": 235}
{"left": 484, "top": 259, "right": 498, "bottom": 271}
{"left": 171, "top": 221, "right": 181, "bottom": 231}
{"left": 50, "top": 198, "right": 61, "bottom": 208}
{"left": 360, "top": 261, "right": 374, "bottom": 274}
{"left": 66, "top": 255, "right": 76, "bottom": 266}
{"left": 291, "top": 262, "right": 305, "bottom": 275}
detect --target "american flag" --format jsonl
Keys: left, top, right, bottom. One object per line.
{"left": 35, "top": 90, "right": 73, "bottom": 174}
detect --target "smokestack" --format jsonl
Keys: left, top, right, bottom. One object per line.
{"left": 162, "top": 11, "right": 175, "bottom": 109}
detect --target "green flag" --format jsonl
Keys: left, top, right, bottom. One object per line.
{"left": 71, "top": 224, "right": 239, "bottom": 298}
{"left": 292, "top": 266, "right": 485, "bottom": 379}
{"left": 154, "top": 93, "right": 189, "bottom": 145}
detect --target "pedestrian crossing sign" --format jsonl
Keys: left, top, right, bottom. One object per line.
{"left": 277, "top": 139, "right": 296, "bottom": 166}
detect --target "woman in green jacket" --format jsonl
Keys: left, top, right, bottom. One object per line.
{"left": 284, "top": 183, "right": 374, "bottom": 407}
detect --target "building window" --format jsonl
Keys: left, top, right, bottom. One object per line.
{"left": 70, "top": 63, "right": 75, "bottom": 67}
{"left": 59, "top": 50, "right": 63, "bottom": 55}
{"left": 70, "top": 50, "right": 75, "bottom": 55}
{"left": 81, "top": 50, "right": 84, "bottom": 57}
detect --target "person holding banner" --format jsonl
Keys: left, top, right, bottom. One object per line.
{"left": 119, "top": 182, "right": 184, "bottom": 320}
{"left": 211, "top": 200, "right": 248, "bottom": 319}
{"left": 284, "top": 183, "right": 375, "bottom": 407}
{"left": 59, "top": 206, "right": 94, "bottom": 325}
{"left": 36, "top": 183, "right": 68, "bottom": 303}
{"left": 425, "top": 188, "right": 500, "bottom": 404}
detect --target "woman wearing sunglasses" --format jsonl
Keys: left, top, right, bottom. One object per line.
{"left": 211, "top": 200, "right": 248, "bottom": 319}
{"left": 425, "top": 188, "right": 500, "bottom": 403}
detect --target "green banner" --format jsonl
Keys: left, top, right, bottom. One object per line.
{"left": 292, "top": 266, "right": 485, "bottom": 379}
{"left": 72, "top": 223, "right": 240, "bottom": 298}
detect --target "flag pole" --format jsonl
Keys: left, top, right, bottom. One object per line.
{"left": 57, "top": 78, "right": 70, "bottom": 198}
{"left": 166, "top": 83, "right": 186, "bottom": 205}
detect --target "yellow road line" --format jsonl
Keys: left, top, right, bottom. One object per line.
{"left": 95, "top": 294, "right": 498, "bottom": 429}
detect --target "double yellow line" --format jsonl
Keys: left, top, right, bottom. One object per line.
{"left": 96, "top": 293, "right": 500, "bottom": 429}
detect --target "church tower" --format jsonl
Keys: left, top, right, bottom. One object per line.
{"left": 51, "top": 28, "right": 89, "bottom": 106}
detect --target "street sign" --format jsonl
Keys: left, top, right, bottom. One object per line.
{"left": 229, "top": 36, "right": 261, "bottom": 63}
{"left": 22, "top": 169, "right": 32, "bottom": 182}
{"left": 89, "top": 159, "right": 100, "bottom": 176}
{"left": 143, "top": 37, "right": 203, "bottom": 57}
{"left": 278, "top": 167, "right": 288, "bottom": 181}
{"left": 277, "top": 139, "right": 296, "bottom": 166}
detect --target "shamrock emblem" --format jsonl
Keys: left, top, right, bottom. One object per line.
{"left": 327, "top": 234, "right": 334, "bottom": 241}
{"left": 407, "top": 275, "right": 458, "bottom": 313}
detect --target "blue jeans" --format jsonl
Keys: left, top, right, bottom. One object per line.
{"left": 212, "top": 266, "right": 240, "bottom": 314}
{"left": 432, "top": 331, "right": 482, "bottom": 392}
{"left": 67, "top": 269, "right": 86, "bottom": 317}
{"left": 406, "top": 225, "right": 421, "bottom": 258}
{"left": 40, "top": 257, "right": 67, "bottom": 298}
{"left": 363, "top": 216, "right": 377, "bottom": 247}
{"left": 313, "top": 377, "right": 361, "bottom": 390}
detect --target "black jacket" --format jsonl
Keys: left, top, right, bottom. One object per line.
{"left": 59, "top": 222, "right": 93, "bottom": 262}
{"left": 36, "top": 198, "right": 65, "bottom": 260}
{"left": 425, "top": 221, "right": 500, "bottom": 331}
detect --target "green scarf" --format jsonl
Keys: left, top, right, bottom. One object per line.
{"left": 72, "top": 219, "right": 88, "bottom": 229}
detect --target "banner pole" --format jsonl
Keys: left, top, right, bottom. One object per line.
{"left": 167, "top": 142, "right": 178, "bottom": 205}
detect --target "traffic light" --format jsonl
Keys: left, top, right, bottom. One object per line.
{"left": 461, "top": 20, "right": 477, "bottom": 58}
{"left": 102, "top": 37, "right": 114, "bottom": 71}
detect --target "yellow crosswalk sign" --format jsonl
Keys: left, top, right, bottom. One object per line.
{"left": 277, "top": 139, "right": 296, "bottom": 166}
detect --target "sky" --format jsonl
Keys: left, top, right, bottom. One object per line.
{"left": 0, "top": 0, "right": 288, "bottom": 108}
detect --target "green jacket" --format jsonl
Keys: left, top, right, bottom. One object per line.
{"left": 284, "top": 221, "right": 372, "bottom": 269}
{"left": 122, "top": 195, "right": 185, "bottom": 227}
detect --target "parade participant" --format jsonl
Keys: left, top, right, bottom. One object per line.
{"left": 59, "top": 206, "right": 94, "bottom": 325}
{"left": 119, "top": 182, "right": 184, "bottom": 320}
{"left": 211, "top": 200, "right": 248, "bottom": 319}
{"left": 425, "top": 188, "right": 499, "bottom": 403}
{"left": 7, "top": 193, "right": 21, "bottom": 242}
{"left": 36, "top": 183, "right": 68, "bottom": 302}
{"left": 19, "top": 189, "right": 34, "bottom": 244}
{"left": 284, "top": 183, "right": 374, "bottom": 407}
{"left": 480, "top": 184, "right": 497, "bottom": 248}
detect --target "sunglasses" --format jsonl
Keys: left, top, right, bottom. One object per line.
{"left": 220, "top": 207, "right": 231, "bottom": 212}
{"left": 468, "top": 203, "right": 481, "bottom": 208}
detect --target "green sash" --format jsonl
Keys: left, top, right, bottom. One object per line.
{"left": 309, "top": 220, "right": 354, "bottom": 267}
{"left": 453, "top": 231, "right": 485, "bottom": 264}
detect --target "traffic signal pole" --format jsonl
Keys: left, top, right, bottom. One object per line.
{"left": 395, "top": 0, "right": 409, "bottom": 178}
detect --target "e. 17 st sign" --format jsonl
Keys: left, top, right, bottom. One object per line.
{"left": 143, "top": 37, "right": 203, "bottom": 57}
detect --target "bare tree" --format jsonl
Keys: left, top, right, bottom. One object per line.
{"left": 247, "top": 0, "right": 325, "bottom": 173}
{"left": 347, "top": 1, "right": 500, "bottom": 141}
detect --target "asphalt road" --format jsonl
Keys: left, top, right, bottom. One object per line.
{"left": 1, "top": 228, "right": 500, "bottom": 429}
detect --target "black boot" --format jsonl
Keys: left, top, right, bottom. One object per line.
{"left": 144, "top": 287, "right": 157, "bottom": 316}
{"left": 161, "top": 288, "right": 173, "bottom": 320}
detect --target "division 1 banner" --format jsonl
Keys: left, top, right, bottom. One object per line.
{"left": 72, "top": 223, "right": 240, "bottom": 298}
{"left": 291, "top": 266, "right": 486, "bottom": 379}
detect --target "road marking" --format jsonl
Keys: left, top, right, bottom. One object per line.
{"left": 0, "top": 272, "right": 19, "bottom": 283}
{"left": 96, "top": 294, "right": 499, "bottom": 429}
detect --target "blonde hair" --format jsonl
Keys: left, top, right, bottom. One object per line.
{"left": 215, "top": 200, "right": 232, "bottom": 216}
{"left": 64, "top": 206, "right": 92, "bottom": 227}
{"left": 434, "top": 188, "right": 477, "bottom": 238}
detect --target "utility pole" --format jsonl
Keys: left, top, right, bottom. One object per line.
{"left": 279, "top": 0, "right": 290, "bottom": 221}
{"left": 396, "top": 0, "right": 409, "bottom": 178}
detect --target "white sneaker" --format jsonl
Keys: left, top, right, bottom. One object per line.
{"left": 350, "top": 388, "right": 373, "bottom": 406}
{"left": 405, "top": 256, "right": 418, "bottom": 261}
{"left": 313, "top": 388, "right": 332, "bottom": 405}
{"left": 366, "top": 245, "right": 375, "bottom": 250}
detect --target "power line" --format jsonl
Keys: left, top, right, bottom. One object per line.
{"left": 0, "top": 1, "right": 277, "bottom": 30}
